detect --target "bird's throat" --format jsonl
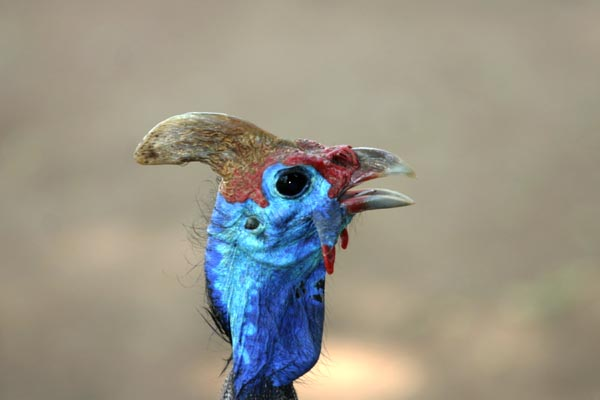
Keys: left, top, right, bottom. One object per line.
{"left": 205, "top": 233, "right": 327, "bottom": 398}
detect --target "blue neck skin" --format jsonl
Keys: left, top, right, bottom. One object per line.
{"left": 204, "top": 163, "right": 353, "bottom": 398}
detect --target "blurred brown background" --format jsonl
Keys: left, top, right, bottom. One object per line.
{"left": 1, "top": 1, "right": 599, "bottom": 399}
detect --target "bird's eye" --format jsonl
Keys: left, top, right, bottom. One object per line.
{"left": 275, "top": 168, "right": 310, "bottom": 198}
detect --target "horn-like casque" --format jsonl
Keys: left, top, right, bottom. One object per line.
{"left": 134, "top": 112, "right": 299, "bottom": 206}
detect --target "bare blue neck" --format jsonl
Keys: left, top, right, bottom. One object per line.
{"left": 205, "top": 193, "right": 327, "bottom": 399}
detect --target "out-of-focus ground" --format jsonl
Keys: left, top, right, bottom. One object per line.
{"left": 1, "top": 1, "right": 599, "bottom": 399}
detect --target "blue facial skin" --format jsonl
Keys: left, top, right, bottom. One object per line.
{"left": 204, "top": 163, "right": 354, "bottom": 398}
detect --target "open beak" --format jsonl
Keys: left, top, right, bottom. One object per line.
{"left": 319, "top": 147, "right": 415, "bottom": 275}
{"left": 340, "top": 147, "right": 415, "bottom": 213}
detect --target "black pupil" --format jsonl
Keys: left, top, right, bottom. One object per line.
{"left": 276, "top": 170, "right": 309, "bottom": 197}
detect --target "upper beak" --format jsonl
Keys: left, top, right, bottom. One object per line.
{"left": 340, "top": 147, "right": 416, "bottom": 213}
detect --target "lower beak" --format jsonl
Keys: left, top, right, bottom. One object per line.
{"left": 340, "top": 147, "right": 416, "bottom": 214}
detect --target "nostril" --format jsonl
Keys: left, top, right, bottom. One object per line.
{"left": 331, "top": 154, "right": 349, "bottom": 167}
{"left": 329, "top": 146, "right": 357, "bottom": 167}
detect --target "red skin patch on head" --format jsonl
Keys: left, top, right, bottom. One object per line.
{"left": 219, "top": 153, "right": 284, "bottom": 208}
{"left": 218, "top": 140, "right": 361, "bottom": 208}
{"left": 282, "top": 143, "right": 360, "bottom": 199}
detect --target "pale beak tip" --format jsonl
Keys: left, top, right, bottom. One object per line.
{"left": 389, "top": 162, "right": 417, "bottom": 179}
{"left": 397, "top": 193, "right": 416, "bottom": 207}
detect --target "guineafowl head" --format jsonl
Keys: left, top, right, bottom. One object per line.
{"left": 134, "top": 113, "right": 414, "bottom": 399}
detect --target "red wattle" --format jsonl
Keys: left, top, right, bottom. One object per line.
{"left": 321, "top": 245, "right": 336, "bottom": 275}
{"left": 340, "top": 228, "right": 349, "bottom": 249}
